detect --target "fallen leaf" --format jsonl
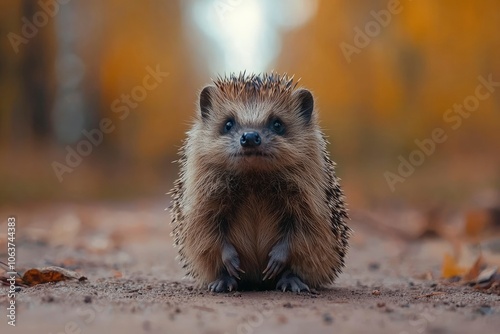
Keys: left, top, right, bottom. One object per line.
{"left": 477, "top": 267, "right": 498, "bottom": 284}
{"left": 21, "top": 266, "right": 87, "bottom": 286}
{"left": 463, "top": 255, "right": 484, "bottom": 281}
{"left": 441, "top": 253, "right": 467, "bottom": 279}
{"left": 474, "top": 267, "right": 500, "bottom": 290}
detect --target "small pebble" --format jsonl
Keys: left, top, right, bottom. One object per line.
{"left": 84, "top": 296, "right": 92, "bottom": 304}
{"left": 372, "top": 289, "right": 381, "bottom": 296}
{"left": 475, "top": 305, "right": 493, "bottom": 316}
{"left": 322, "top": 313, "right": 334, "bottom": 324}
{"left": 42, "top": 296, "right": 55, "bottom": 303}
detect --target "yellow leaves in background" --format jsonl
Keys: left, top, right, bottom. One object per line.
{"left": 442, "top": 204, "right": 500, "bottom": 280}
{"left": 441, "top": 253, "right": 483, "bottom": 281}
{"left": 441, "top": 253, "right": 467, "bottom": 279}
{"left": 441, "top": 252, "right": 500, "bottom": 291}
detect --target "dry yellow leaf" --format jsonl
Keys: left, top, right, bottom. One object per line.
{"left": 463, "top": 255, "right": 484, "bottom": 282}
{"left": 441, "top": 253, "right": 467, "bottom": 279}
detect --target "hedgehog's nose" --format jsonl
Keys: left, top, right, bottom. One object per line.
{"left": 240, "top": 132, "right": 261, "bottom": 148}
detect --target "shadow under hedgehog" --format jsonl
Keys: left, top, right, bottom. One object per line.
{"left": 171, "top": 72, "right": 350, "bottom": 292}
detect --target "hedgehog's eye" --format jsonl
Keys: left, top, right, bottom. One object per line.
{"left": 223, "top": 119, "right": 235, "bottom": 133}
{"left": 271, "top": 119, "right": 285, "bottom": 135}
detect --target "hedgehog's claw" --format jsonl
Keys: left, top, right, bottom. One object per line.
{"left": 222, "top": 241, "right": 244, "bottom": 279}
{"left": 276, "top": 270, "right": 310, "bottom": 293}
{"left": 208, "top": 274, "right": 238, "bottom": 293}
{"left": 263, "top": 241, "right": 288, "bottom": 280}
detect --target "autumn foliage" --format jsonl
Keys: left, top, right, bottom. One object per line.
{"left": 0, "top": 1, "right": 498, "bottom": 204}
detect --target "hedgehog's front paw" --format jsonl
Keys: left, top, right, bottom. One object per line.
{"left": 208, "top": 274, "right": 238, "bottom": 292}
{"left": 221, "top": 241, "right": 245, "bottom": 279}
{"left": 276, "top": 270, "right": 310, "bottom": 293}
{"left": 263, "top": 241, "right": 289, "bottom": 280}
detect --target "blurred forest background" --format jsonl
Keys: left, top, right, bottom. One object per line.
{"left": 0, "top": 0, "right": 499, "bottom": 208}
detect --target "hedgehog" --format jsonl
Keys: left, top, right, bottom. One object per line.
{"left": 170, "top": 72, "right": 350, "bottom": 292}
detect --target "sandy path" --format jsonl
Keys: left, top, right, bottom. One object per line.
{"left": 0, "top": 201, "right": 499, "bottom": 334}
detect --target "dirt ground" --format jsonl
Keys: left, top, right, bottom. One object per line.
{"left": 0, "top": 200, "right": 499, "bottom": 334}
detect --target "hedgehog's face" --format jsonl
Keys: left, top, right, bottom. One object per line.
{"left": 193, "top": 84, "right": 319, "bottom": 173}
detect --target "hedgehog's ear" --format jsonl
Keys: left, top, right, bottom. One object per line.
{"left": 293, "top": 89, "right": 314, "bottom": 124}
{"left": 200, "top": 85, "right": 216, "bottom": 120}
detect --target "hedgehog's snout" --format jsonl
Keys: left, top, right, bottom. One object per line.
{"left": 240, "top": 131, "right": 261, "bottom": 148}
